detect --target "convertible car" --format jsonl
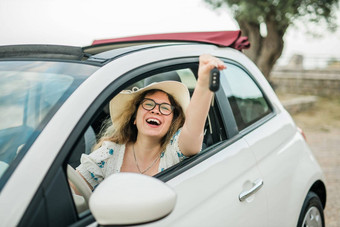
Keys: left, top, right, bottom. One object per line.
{"left": 0, "top": 31, "right": 326, "bottom": 227}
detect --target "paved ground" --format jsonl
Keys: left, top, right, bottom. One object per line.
{"left": 288, "top": 96, "right": 340, "bottom": 227}
{"left": 301, "top": 127, "right": 340, "bottom": 227}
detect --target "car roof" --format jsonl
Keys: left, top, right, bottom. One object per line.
{"left": 84, "top": 30, "right": 250, "bottom": 63}
{"left": 0, "top": 45, "right": 85, "bottom": 60}
{"left": 0, "top": 30, "right": 250, "bottom": 64}
{"left": 85, "top": 30, "right": 249, "bottom": 53}
{"left": 93, "top": 30, "right": 243, "bottom": 46}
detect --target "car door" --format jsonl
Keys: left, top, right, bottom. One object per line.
{"left": 231, "top": 60, "right": 320, "bottom": 226}
{"left": 149, "top": 60, "right": 267, "bottom": 227}
{"left": 155, "top": 139, "right": 267, "bottom": 227}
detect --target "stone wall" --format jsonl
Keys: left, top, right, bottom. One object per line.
{"left": 271, "top": 69, "right": 340, "bottom": 97}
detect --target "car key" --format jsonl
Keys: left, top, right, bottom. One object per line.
{"left": 209, "top": 67, "right": 220, "bottom": 92}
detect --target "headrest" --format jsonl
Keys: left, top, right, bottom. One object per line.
{"left": 144, "top": 71, "right": 181, "bottom": 86}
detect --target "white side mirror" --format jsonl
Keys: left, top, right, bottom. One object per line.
{"left": 89, "top": 173, "right": 176, "bottom": 225}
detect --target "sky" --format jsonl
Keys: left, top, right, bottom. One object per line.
{"left": 1, "top": 0, "right": 339, "bottom": 68}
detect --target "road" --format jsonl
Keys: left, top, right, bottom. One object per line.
{"left": 283, "top": 95, "right": 340, "bottom": 226}
{"left": 303, "top": 127, "right": 340, "bottom": 227}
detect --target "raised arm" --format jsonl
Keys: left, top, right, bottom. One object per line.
{"left": 179, "top": 54, "right": 226, "bottom": 156}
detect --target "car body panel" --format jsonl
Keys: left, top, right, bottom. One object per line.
{"left": 146, "top": 138, "right": 267, "bottom": 227}
{"left": 243, "top": 110, "right": 325, "bottom": 226}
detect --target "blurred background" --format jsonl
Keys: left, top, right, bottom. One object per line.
{"left": 1, "top": 0, "right": 339, "bottom": 225}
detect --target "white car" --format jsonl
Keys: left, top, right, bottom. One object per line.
{"left": 0, "top": 31, "right": 326, "bottom": 227}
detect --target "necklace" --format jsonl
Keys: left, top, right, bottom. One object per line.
{"left": 132, "top": 144, "right": 160, "bottom": 174}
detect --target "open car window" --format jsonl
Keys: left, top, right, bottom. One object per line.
{"left": 66, "top": 63, "right": 228, "bottom": 216}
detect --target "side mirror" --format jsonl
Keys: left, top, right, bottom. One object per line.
{"left": 89, "top": 173, "right": 177, "bottom": 225}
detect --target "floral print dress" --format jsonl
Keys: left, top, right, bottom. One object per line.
{"left": 76, "top": 129, "right": 185, "bottom": 189}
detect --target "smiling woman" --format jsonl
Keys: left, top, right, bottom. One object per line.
{"left": 76, "top": 82, "right": 189, "bottom": 187}
{"left": 74, "top": 54, "right": 226, "bottom": 191}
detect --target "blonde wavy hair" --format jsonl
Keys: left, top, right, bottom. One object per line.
{"left": 94, "top": 89, "right": 185, "bottom": 152}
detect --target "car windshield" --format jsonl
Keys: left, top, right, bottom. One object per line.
{"left": 0, "top": 61, "right": 99, "bottom": 180}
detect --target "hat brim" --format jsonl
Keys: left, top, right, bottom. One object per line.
{"left": 109, "top": 81, "right": 190, "bottom": 124}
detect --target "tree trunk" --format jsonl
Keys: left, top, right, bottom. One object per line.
{"left": 237, "top": 19, "right": 263, "bottom": 64}
{"left": 238, "top": 19, "right": 287, "bottom": 81}
{"left": 256, "top": 20, "right": 285, "bottom": 81}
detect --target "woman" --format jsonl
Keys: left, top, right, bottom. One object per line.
{"left": 76, "top": 54, "right": 226, "bottom": 190}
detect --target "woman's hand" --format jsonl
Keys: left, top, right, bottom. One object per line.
{"left": 197, "top": 54, "right": 226, "bottom": 90}
{"left": 179, "top": 54, "right": 226, "bottom": 156}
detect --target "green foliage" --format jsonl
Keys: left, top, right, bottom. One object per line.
{"left": 204, "top": 0, "right": 339, "bottom": 31}
{"left": 205, "top": 0, "right": 339, "bottom": 79}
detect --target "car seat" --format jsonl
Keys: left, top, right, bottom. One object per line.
{"left": 144, "top": 71, "right": 182, "bottom": 86}
{"left": 68, "top": 126, "right": 96, "bottom": 168}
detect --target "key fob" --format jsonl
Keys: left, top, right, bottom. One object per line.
{"left": 209, "top": 67, "right": 220, "bottom": 92}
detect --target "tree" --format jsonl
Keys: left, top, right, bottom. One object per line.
{"left": 204, "top": 0, "right": 339, "bottom": 81}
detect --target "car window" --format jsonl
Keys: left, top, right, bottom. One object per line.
{"left": 220, "top": 63, "right": 271, "bottom": 131}
{"left": 66, "top": 64, "right": 227, "bottom": 217}
{"left": 0, "top": 61, "right": 98, "bottom": 180}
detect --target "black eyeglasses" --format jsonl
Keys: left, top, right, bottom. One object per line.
{"left": 141, "top": 98, "right": 174, "bottom": 115}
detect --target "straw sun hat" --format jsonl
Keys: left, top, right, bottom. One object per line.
{"left": 109, "top": 81, "right": 190, "bottom": 124}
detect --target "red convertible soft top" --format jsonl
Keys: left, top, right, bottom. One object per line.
{"left": 92, "top": 30, "right": 250, "bottom": 51}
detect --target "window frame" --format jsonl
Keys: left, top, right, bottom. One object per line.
{"left": 219, "top": 58, "right": 276, "bottom": 135}
{"left": 20, "top": 57, "right": 232, "bottom": 225}
{"left": 62, "top": 57, "right": 233, "bottom": 182}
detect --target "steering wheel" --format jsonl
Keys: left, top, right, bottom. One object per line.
{"left": 67, "top": 165, "right": 92, "bottom": 211}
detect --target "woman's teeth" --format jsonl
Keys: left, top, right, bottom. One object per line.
{"left": 147, "top": 119, "right": 160, "bottom": 125}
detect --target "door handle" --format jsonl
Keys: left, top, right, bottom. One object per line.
{"left": 239, "top": 179, "right": 264, "bottom": 202}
